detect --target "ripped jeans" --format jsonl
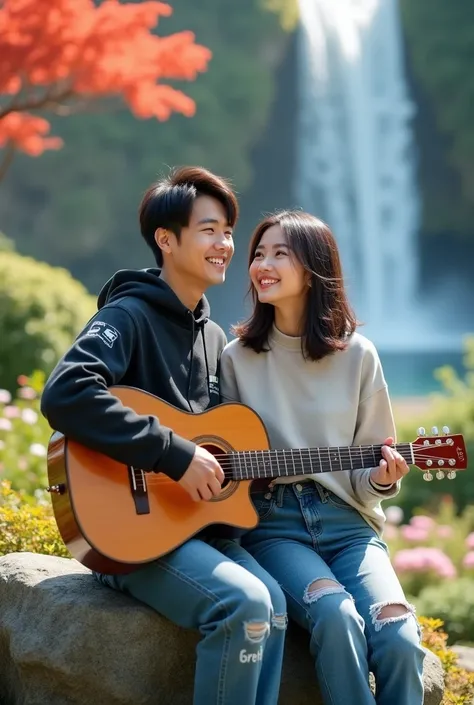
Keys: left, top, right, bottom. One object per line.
{"left": 94, "top": 536, "right": 287, "bottom": 705}
{"left": 241, "top": 480, "right": 425, "bottom": 705}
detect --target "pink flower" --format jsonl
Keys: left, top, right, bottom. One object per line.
{"left": 3, "top": 405, "right": 20, "bottom": 418}
{"left": 463, "top": 552, "right": 474, "bottom": 570}
{"left": 410, "top": 515, "right": 435, "bottom": 531}
{"left": 18, "top": 387, "right": 36, "bottom": 400}
{"left": 0, "top": 418, "right": 12, "bottom": 432}
{"left": 384, "top": 524, "right": 398, "bottom": 540}
{"left": 400, "top": 525, "right": 430, "bottom": 542}
{"left": 436, "top": 525, "right": 454, "bottom": 539}
{"left": 0, "top": 389, "right": 12, "bottom": 404}
{"left": 466, "top": 533, "right": 474, "bottom": 550}
{"left": 393, "top": 547, "right": 456, "bottom": 578}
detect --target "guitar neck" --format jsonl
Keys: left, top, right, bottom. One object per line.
{"left": 230, "top": 443, "right": 414, "bottom": 480}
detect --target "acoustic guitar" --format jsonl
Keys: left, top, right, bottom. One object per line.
{"left": 46, "top": 385, "right": 468, "bottom": 574}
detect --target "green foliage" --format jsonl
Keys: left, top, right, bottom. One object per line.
{"left": 400, "top": 0, "right": 474, "bottom": 235}
{"left": 392, "top": 337, "right": 474, "bottom": 516}
{"left": 1, "top": 0, "right": 292, "bottom": 291}
{"left": 0, "top": 232, "right": 14, "bottom": 251}
{"left": 0, "top": 480, "right": 69, "bottom": 558}
{"left": 0, "top": 251, "right": 96, "bottom": 391}
{"left": 416, "top": 581, "right": 474, "bottom": 646}
{"left": 420, "top": 617, "right": 474, "bottom": 704}
{"left": 0, "top": 372, "right": 51, "bottom": 494}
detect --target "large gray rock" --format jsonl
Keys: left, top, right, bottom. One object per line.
{"left": 0, "top": 552, "right": 444, "bottom": 705}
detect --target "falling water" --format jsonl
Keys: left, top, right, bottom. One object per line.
{"left": 295, "top": 0, "right": 420, "bottom": 348}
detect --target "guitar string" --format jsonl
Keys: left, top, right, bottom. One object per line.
{"left": 143, "top": 451, "right": 460, "bottom": 482}
{"left": 208, "top": 441, "right": 453, "bottom": 459}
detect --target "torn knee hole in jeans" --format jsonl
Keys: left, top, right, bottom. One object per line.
{"left": 243, "top": 621, "right": 270, "bottom": 644}
{"left": 303, "top": 578, "right": 349, "bottom": 605}
{"left": 272, "top": 613, "right": 288, "bottom": 630}
{"left": 369, "top": 600, "right": 416, "bottom": 632}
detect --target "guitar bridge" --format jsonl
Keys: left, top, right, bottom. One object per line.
{"left": 128, "top": 467, "right": 150, "bottom": 515}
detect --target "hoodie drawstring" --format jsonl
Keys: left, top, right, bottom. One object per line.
{"left": 186, "top": 315, "right": 211, "bottom": 412}
{"left": 201, "top": 325, "right": 211, "bottom": 399}
{"left": 186, "top": 314, "right": 195, "bottom": 412}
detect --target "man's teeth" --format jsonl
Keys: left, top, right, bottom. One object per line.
{"left": 207, "top": 258, "right": 225, "bottom": 265}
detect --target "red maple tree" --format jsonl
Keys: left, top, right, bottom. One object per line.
{"left": 0, "top": 0, "right": 211, "bottom": 178}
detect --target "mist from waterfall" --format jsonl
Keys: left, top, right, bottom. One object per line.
{"left": 295, "top": 0, "right": 425, "bottom": 349}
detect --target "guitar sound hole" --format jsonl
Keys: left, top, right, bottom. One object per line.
{"left": 202, "top": 443, "right": 231, "bottom": 489}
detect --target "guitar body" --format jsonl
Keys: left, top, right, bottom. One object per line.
{"left": 47, "top": 386, "right": 269, "bottom": 574}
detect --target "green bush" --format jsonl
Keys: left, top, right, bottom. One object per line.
{"left": 392, "top": 337, "right": 474, "bottom": 516}
{"left": 0, "top": 480, "right": 69, "bottom": 558}
{"left": 416, "top": 580, "right": 474, "bottom": 646}
{"left": 385, "top": 502, "right": 474, "bottom": 596}
{"left": 384, "top": 501, "right": 474, "bottom": 643}
{"left": 420, "top": 617, "right": 474, "bottom": 704}
{"left": 0, "top": 251, "right": 96, "bottom": 391}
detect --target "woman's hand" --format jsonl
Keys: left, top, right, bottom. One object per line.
{"left": 370, "top": 436, "right": 409, "bottom": 487}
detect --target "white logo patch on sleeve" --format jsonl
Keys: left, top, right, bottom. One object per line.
{"left": 86, "top": 321, "right": 120, "bottom": 348}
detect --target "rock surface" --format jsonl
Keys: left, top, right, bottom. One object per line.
{"left": 452, "top": 644, "right": 474, "bottom": 672}
{"left": 0, "top": 552, "right": 444, "bottom": 705}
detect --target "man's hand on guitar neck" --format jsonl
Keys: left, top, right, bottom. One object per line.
{"left": 178, "top": 445, "right": 225, "bottom": 502}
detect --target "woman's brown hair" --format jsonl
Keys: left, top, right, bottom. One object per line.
{"left": 232, "top": 210, "right": 358, "bottom": 361}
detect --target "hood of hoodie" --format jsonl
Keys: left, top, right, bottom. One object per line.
{"left": 97, "top": 268, "right": 210, "bottom": 328}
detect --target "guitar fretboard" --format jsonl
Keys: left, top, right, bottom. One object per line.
{"left": 229, "top": 444, "right": 414, "bottom": 480}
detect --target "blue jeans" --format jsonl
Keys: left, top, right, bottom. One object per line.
{"left": 241, "top": 480, "right": 425, "bottom": 705}
{"left": 95, "top": 536, "right": 287, "bottom": 705}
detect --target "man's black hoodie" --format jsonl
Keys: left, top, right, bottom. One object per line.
{"left": 40, "top": 268, "right": 227, "bottom": 480}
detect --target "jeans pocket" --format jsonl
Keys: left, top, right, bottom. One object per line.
{"left": 325, "top": 489, "right": 356, "bottom": 511}
{"left": 251, "top": 490, "right": 276, "bottom": 520}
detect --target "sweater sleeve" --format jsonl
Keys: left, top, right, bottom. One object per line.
{"left": 350, "top": 347, "right": 401, "bottom": 505}
{"left": 40, "top": 305, "right": 195, "bottom": 480}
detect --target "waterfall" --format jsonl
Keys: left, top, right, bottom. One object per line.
{"left": 295, "top": 0, "right": 420, "bottom": 348}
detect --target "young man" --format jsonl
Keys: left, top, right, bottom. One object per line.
{"left": 40, "top": 167, "right": 287, "bottom": 705}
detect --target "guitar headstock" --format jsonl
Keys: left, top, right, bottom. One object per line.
{"left": 411, "top": 426, "right": 467, "bottom": 481}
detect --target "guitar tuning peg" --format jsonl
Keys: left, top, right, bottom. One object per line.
{"left": 431, "top": 426, "right": 439, "bottom": 435}
{"left": 436, "top": 470, "right": 445, "bottom": 480}
{"left": 442, "top": 426, "right": 450, "bottom": 434}
{"left": 423, "top": 471, "right": 433, "bottom": 482}
{"left": 417, "top": 427, "right": 426, "bottom": 436}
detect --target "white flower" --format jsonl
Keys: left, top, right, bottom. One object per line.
{"left": 385, "top": 505, "right": 404, "bottom": 525}
{"left": 22, "top": 408, "right": 38, "bottom": 425}
{"left": 0, "top": 389, "right": 12, "bottom": 404}
{"left": 0, "top": 418, "right": 12, "bottom": 432}
{"left": 29, "top": 443, "right": 47, "bottom": 457}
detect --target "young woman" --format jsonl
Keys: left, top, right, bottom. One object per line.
{"left": 219, "top": 210, "right": 425, "bottom": 705}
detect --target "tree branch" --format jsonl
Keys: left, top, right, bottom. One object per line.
{"left": 0, "top": 142, "right": 16, "bottom": 183}
{"left": 0, "top": 84, "right": 74, "bottom": 120}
